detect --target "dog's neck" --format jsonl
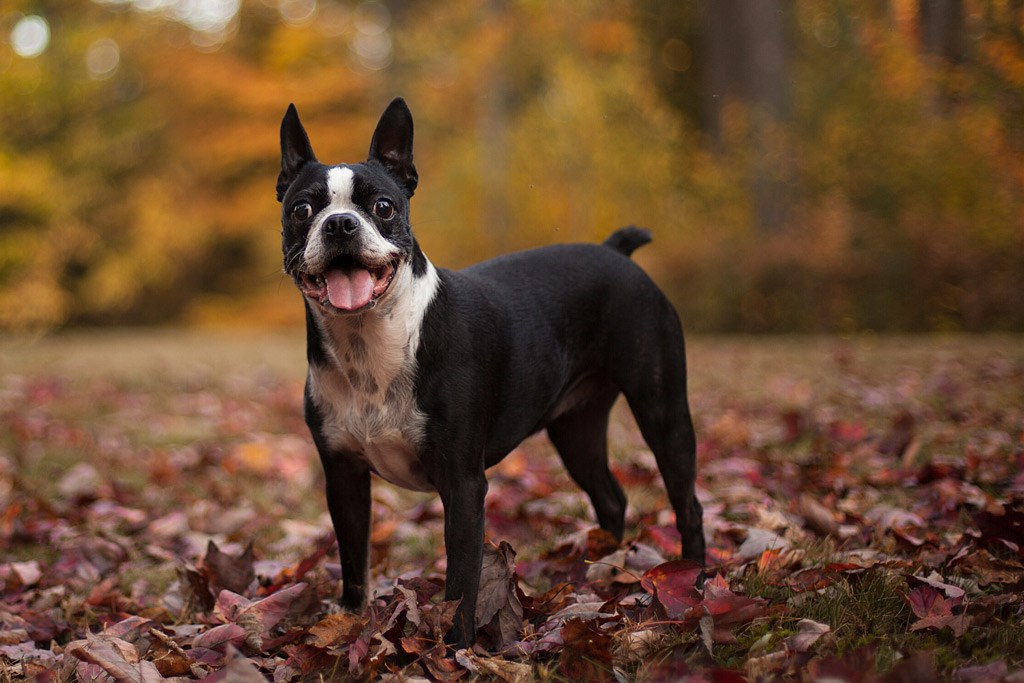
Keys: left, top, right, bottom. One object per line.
{"left": 310, "top": 258, "right": 440, "bottom": 385}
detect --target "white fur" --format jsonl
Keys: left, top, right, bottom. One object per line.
{"left": 307, "top": 259, "right": 441, "bottom": 491}
{"left": 303, "top": 165, "right": 400, "bottom": 272}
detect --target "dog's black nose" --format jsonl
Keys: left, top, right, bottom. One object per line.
{"left": 323, "top": 213, "right": 360, "bottom": 235}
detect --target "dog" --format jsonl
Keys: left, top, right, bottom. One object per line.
{"left": 276, "top": 98, "right": 704, "bottom": 649}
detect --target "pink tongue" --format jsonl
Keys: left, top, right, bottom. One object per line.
{"left": 325, "top": 268, "right": 374, "bottom": 310}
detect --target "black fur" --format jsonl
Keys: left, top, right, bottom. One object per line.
{"left": 276, "top": 98, "right": 704, "bottom": 650}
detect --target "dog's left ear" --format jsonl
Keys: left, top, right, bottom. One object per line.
{"left": 368, "top": 97, "right": 418, "bottom": 197}
{"left": 278, "top": 103, "right": 317, "bottom": 202}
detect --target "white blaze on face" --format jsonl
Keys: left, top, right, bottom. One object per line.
{"left": 327, "top": 165, "right": 355, "bottom": 206}
{"left": 303, "top": 165, "right": 399, "bottom": 273}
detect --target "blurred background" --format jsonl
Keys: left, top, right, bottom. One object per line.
{"left": 0, "top": 0, "right": 1021, "bottom": 334}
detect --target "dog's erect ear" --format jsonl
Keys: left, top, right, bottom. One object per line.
{"left": 368, "top": 97, "right": 418, "bottom": 197}
{"left": 278, "top": 104, "right": 317, "bottom": 202}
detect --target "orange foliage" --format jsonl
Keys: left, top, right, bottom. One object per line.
{"left": 0, "top": 0, "right": 1022, "bottom": 331}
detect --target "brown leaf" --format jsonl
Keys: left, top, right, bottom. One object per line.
{"left": 746, "top": 651, "right": 790, "bottom": 680}
{"left": 953, "top": 547, "right": 1024, "bottom": 585}
{"left": 884, "top": 651, "right": 941, "bottom": 683}
{"left": 807, "top": 645, "right": 880, "bottom": 682}
{"left": 865, "top": 504, "right": 924, "bottom": 531}
{"left": 783, "top": 618, "right": 831, "bottom": 653}
{"left": 797, "top": 493, "right": 840, "bottom": 536}
{"left": 147, "top": 629, "right": 195, "bottom": 677}
{"left": 423, "top": 648, "right": 467, "bottom": 682}
{"left": 461, "top": 653, "right": 532, "bottom": 683}
{"left": 558, "top": 618, "right": 614, "bottom": 682}
{"left": 974, "top": 506, "right": 1024, "bottom": 556}
{"left": 879, "top": 410, "right": 916, "bottom": 458}
{"left": 522, "top": 582, "right": 574, "bottom": 618}
{"left": 68, "top": 634, "right": 164, "bottom": 683}
{"left": 0, "top": 629, "right": 30, "bottom": 645}
{"left": 475, "top": 540, "right": 524, "bottom": 647}
{"left": 308, "top": 613, "right": 367, "bottom": 649}
{"left": 202, "top": 541, "right": 255, "bottom": 595}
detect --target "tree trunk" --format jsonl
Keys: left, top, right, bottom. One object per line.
{"left": 701, "top": 0, "right": 790, "bottom": 233}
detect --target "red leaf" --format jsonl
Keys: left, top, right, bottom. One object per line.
{"left": 641, "top": 560, "right": 703, "bottom": 620}
{"left": 191, "top": 623, "right": 247, "bottom": 650}
{"left": 701, "top": 576, "right": 767, "bottom": 630}
{"left": 902, "top": 586, "right": 952, "bottom": 620}
{"left": 215, "top": 583, "right": 307, "bottom": 635}
{"left": 902, "top": 585, "right": 968, "bottom": 636}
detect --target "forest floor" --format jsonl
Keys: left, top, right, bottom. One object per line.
{"left": 1, "top": 331, "right": 1022, "bottom": 682}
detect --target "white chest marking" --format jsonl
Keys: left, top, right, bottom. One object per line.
{"left": 307, "top": 261, "right": 441, "bottom": 492}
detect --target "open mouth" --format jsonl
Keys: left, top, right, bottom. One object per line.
{"left": 298, "top": 257, "right": 398, "bottom": 312}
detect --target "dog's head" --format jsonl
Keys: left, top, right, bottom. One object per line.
{"left": 277, "top": 98, "right": 420, "bottom": 314}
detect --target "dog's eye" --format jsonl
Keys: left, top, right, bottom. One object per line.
{"left": 292, "top": 202, "right": 313, "bottom": 222}
{"left": 373, "top": 199, "right": 395, "bottom": 220}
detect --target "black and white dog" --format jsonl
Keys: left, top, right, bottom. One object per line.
{"left": 276, "top": 98, "right": 703, "bottom": 649}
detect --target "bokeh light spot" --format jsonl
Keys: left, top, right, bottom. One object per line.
{"left": 661, "top": 38, "right": 691, "bottom": 73}
{"left": 279, "top": 0, "right": 317, "bottom": 25}
{"left": 10, "top": 15, "right": 50, "bottom": 58}
{"left": 86, "top": 38, "right": 121, "bottom": 79}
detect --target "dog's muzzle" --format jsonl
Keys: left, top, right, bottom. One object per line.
{"left": 298, "top": 256, "right": 398, "bottom": 312}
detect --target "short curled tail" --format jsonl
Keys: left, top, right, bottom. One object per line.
{"left": 603, "top": 226, "right": 653, "bottom": 258}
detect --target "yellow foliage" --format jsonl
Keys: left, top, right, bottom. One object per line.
{"left": 0, "top": 0, "right": 1022, "bottom": 332}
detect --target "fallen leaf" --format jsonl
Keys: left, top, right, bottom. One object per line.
{"left": 902, "top": 585, "right": 968, "bottom": 637}
{"left": 797, "top": 494, "right": 840, "bottom": 536}
{"left": 308, "top": 613, "right": 366, "bottom": 649}
{"left": 558, "top": 618, "right": 614, "bottom": 682}
{"left": 974, "top": 506, "right": 1024, "bottom": 556}
{"left": 641, "top": 560, "right": 703, "bottom": 620}
{"left": 476, "top": 540, "right": 523, "bottom": 647}
{"left": 737, "top": 527, "right": 789, "bottom": 559}
{"left": 200, "top": 647, "right": 267, "bottom": 683}
{"left": 864, "top": 504, "right": 924, "bottom": 531}
{"left": 68, "top": 633, "right": 164, "bottom": 683}
{"left": 955, "top": 661, "right": 1009, "bottom": 682}
{"left": 202, "top": 541, "right": 255, "bottom": 595}
{"left": 191, "top": 623, "right": 248, "bottom": 650}
{"left": 701, "top": 575, "right": 768, "bottom": 641}
{"left": 460, "top": 653, "right": 531, "bottom": 683}
{"left": 783, "top": 618, "right": 831, "bottom": 653}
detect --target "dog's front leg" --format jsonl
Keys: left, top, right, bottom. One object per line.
{"left": 322, "top": 451, "right": 372, "bottom": 610}
{"left": 438, "top": 464, "right": 488, "bottom": 649}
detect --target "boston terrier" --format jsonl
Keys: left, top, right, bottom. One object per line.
{"left": 276, "top": 98, "right": 704, "bottom": 649}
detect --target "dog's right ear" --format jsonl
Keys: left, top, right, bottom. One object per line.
{"left": 278, "top": 104, "right": 317, "bottom": 202}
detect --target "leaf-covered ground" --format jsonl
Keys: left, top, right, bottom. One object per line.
{"left": 1, "top": 332, "right": 1022, "bottom": 682}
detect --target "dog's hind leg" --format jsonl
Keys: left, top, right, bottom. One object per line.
{"left": 630, "top": 388, "right": 704, "bottom": 563}
{"left": 547, "top": 386, "right": 628, "bottom": 540}
{"left": 615, "top": 319, "right": 705, "bottom": 564}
